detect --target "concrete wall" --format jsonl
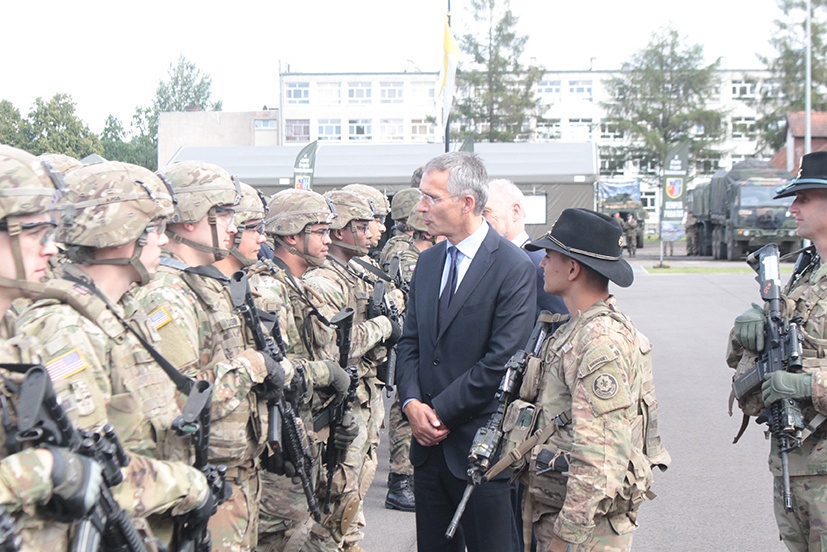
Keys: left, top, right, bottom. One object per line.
{"left": 157, "top": 110, "right": 279, "bottom": 167}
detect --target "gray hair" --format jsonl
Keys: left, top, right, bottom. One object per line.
{"left": 488, "top": 179, "right": 525, "bottom": 209}
{"left": 423, "top": 152, "right": 488, "bottom": 215}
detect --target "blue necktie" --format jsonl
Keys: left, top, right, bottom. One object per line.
{"left": 439, "top": 246, "right": 458, "bottom": 326}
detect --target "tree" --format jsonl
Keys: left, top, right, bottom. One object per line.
{"left": 756, "top": 0, "right": 827, "bottom": 154}
{"left": 602, "top": 28, "right": 725, "bottom": 176}
{"left": 131, "top": 55, "right": 223, "bottom": 170}
{"left": 453, "top": 0, "right": 543, "bottom": 142}
{"left": 0, "top": 100, "right": 26, "bottom": 148}
{"left": 23, "top": 93, "right": 102, "bottom": 158}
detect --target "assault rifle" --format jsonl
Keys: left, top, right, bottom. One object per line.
{"left": 446, "top": 311, "right": 557, "bottom": 540}
{"left": 229, "top": 271, "right": 320, "bottom": 522}
{"left": 13, "top": 365, "right": 147, "bottom": 552}
{"left": 171, "top": 379, "right": 231, "bottom": 552}
{"left": 0, "top": 507, "right": 20, "bottom": 552}
{"left": 368, "top": 280, "right": 402, "bottom": 394}
{"left": 732, "top": 243, "right": 804, "bottom": 512}
{"left": 322, "top": 307, "right": 357, "bottom": 514}
{"left": 387, "top": 255, "right": 409, "bottom": 299}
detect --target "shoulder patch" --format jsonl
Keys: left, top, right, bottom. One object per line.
{"left": 592, "top": 373, "right": 619, "bottom": 399}
{"left": 578, "top": 344, "right": 617, "bottom": 378}
{"left": 149, "top": 307, "right": 172, "bottom": 330}
{"left": 46, "top": 349, "right": 88, "bottom": 380}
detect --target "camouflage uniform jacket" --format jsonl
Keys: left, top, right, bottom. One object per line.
{"left": 128, "top": 253, "right": 270, "bottom": 467}
{"left": 13, "top": 270, "right": 207, "bottom": 519}
{"left": 770, "top": 260, "right": 827, "bottom": 477}
{"left": 525, "top": 297, "right": 669, "bottom": 544}
{"left": 303, "top": 257, "right": 391, "bottom": 404}
{"left": 395, "top": 242, "right": 421, "bottom": 284}
{"left": 379, "top": 234, "right": 413, "bottom": 268}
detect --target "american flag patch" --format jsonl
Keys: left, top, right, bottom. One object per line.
{"left": 149, "top": 307, "right": 172, "bottom": 330}
{"left": 45, "top": 350, "right": 88, "bottom": 380}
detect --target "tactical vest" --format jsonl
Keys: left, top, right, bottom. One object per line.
{"left": 162, "top": 264, "right": 264, "bottom": 466}
{"left": 29, "top": 279, "right": 188, "bottom": 463}
{"left": 502, "top": 303, "right": 669, "bottom": 519}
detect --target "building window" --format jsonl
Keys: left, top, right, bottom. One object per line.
{"left": 410, "top": 82, "right": 435, "bottom": 104}
{"left": 694, "top": 157, "right": 718, "bottom": 175}
{"left": 732, "top": 116, "right": 756, "bottom": 140}
{"left": 284, "top": 119, "right": 309, "bottom": 142}
{"left": 731, "top": 79, "right": 757, "bottom": 99}
{"left": 762, "top": 79, "right": 784, "bottom": 100}
{"left": 600, "top": 120, "right": 624, "bottom": 140}
{"left": 379, "top": 119, "right": 404, "bottom": 141}
{"left": 599, "top": 146, "right": 625, "bottom": 175}
{"left": 318, "top": 119, "right": 341, "bottom": 141}
{"left": 537, "top": 80, "right": 561, "bottom": 95}
{"left": 348, "top": 82, "right": 372, "bottom": 104}
{"left": 568, "top": 118, "right": 594, "bottom": 140}
{"left": 380, "top": 82, "right": 404, "bottom": 104}
{"left": 536, "top": 118, "right": 561, "bottom": 140}
{"left": 568, "top": 80, "right": 592, "bottom": 100}
{"left": 317, "top": 82, "right": 341, "bottom": 105}
{"left": 255, "top": 119, "right": 278, "bottom": 130}
{"left": 411, "top": 118, "right": 431, "bottom": 141}
{"left": 348, "top": 118, "right": 372, "bottom": 140}
{"left": 286, "top": 82, "right": 309, "bottom": 104}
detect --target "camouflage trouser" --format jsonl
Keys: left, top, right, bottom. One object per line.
{"left": 774, "top": 474, "right": 827, "bottom": 552}
{"left": 387, "top": 392, "right": 413, "bottom": 476}
{"left": 533, "top": 512, "right": 634, "bottom": 552}
{"left": 209, "top": 464, "right": 261, "bottom": 552}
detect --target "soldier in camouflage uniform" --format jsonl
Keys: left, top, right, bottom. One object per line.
{"left": 382, "top": 207, "right": 439, "bottom": 512}
{"left": 129, "top": 161, "right": 289, "bottom": 552}
{"left": 0, "top": 145, "right": 111, "bottom": 551}
{"left": 378, "top": 188, "right": 421, "bottom": 269}
{"left": 303, "top": 190, "right": 401, "bottom": 551}
{"left": 509, "top": 208, "right": 670, "bottom": 552}
{"left": 13, "top": 160, "right": 213, "bottom": 549}
{"left": 729, "top": 151, "right": 827, "bottom": 551}
{"left": 251, "top": 189, "right": 357, "bottom": 551}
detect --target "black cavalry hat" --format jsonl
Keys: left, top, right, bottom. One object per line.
{"left": 525, "top": 208, "right": 634, "bottom": 287}
{"left": 775, "top": 151, "right": 827, "bottom": 199}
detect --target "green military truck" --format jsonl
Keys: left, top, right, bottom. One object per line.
{"left": 598, "top": 193, "right": 647, "bottom": 249}
{"left": 687, "top": 159, "right": 800, "bottom": 260}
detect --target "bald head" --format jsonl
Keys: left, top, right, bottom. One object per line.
{"left": 483, "top": 179, "right": 525, "bottom": 240}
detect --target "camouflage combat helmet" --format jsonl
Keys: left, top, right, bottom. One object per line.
{"left": 391, "top": 188, "right": 421, "bottom": 221}
{"left": 407, "top": 206, "right": 428, "bottom": 233}
{"left": 266, "top": 189, "right": 336, "bottom": 267}
{"left": 0, "top": 145, "right": 64, "bottom": 294}
{"left": 229, "top": 182, "right": 268, "bottom": 266}
{"left": 59, "top": 161, "right": 174, "bottom": 285}
{"left": 324, "top": 189, "right": 373, "bottom": 256}
{"left": 37, "top": 153, "right": 83, "bottom": 176}
{"left": 343, "top": 183, "right": 389, "bottom": 218}
{"left": 158, "top": 160, "right": 240, "bottom": 261}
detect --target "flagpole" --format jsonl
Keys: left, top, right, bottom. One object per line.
{"left": 444, "top": 0, "right": 452, "bottom": 153}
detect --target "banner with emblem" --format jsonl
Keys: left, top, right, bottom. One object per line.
{"left": 293, "top": 140, "right": 318, "bottom": 190}
{"left": 661, "top": 141, "right": 690, "bottom": 242}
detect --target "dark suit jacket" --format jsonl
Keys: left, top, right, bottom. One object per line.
{"left": 396, "top": 225, "right": 536, "bottom": 480}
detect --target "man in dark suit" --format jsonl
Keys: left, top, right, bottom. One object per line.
{"left": 396, "top": 152, "right": 536, "bottom": 552}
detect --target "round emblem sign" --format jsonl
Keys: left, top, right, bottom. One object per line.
{"left": 593, "top": 373, "right": 618, "bottom": 399}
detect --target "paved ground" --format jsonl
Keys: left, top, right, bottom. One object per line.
{"left": 360, "top": 246, "right": 789, "bottom": 552}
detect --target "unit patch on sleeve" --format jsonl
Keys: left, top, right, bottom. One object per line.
{"left": 149, "top": 307, "right": 172, "bottom": 330}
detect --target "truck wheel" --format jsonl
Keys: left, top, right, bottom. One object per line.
{"left": 726, "top": 238, "right": 738, "bottom": 261}
{"left": 637, "top": 234, "right": 644, "bottom": 249}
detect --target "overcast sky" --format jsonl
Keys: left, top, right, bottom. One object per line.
{"left": 4, "top": 0, "right": 782, "bottom": 134}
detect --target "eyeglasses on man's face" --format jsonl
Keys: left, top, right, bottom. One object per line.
{"left": 418, "top": 191, "right": 459, "bottom": 207}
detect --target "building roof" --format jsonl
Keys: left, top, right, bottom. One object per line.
{"left": 168, "top": 142, "right": 598, "bottom": 193}
{"left": 787, "top": 111, "right": 827, "bottom": 138}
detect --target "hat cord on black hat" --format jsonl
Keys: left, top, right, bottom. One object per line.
{"left": 546, "top": 232, "right": 622, "bottom": 261}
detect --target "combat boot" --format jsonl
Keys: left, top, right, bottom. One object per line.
{"left": 385, "top": 473, "right": 415, "bottom": 512}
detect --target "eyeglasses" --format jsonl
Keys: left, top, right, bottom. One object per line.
{"left": 214, "top": 206, "right": 236, "bottom": 220}
{"left": 145, "top": 218, "right": 168, "bottom": 235}
{"left": 242, "top": 220, "right": 266, "bottom": 234}
{"left": 353, "top": 223, "right": 370, "bottom": 234}
{"left": 0, "top": 220, "right": 58, "bottom": 245}
{"left": 419, "top": 191, "right": 459, "bottom": 206}
{"left": 307, "top": 227, "right": 331, "bottom": 238}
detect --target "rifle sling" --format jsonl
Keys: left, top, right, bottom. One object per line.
{"left": 351, "top": 257, "right": 392, "bottom": 283}
{"left": 268, "top": 256, "right": 332, "bottom": 327}
{"left": 62, "top": 273, "right": 195, "bottom": 396}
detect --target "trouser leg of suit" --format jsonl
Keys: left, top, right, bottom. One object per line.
{"left": 413, "top": 444, "right": 519, "bottom": 552}
{"left": 533, "top": 511, "right": 633, "bottom": 552}
{"left": 388, "top": 392, "right": 413, "bottom": 476}
{"left": 774, "top": 474, "right": 827, "bottom": 552}
{"left": 209, "top": 465, "right": 261, "bottom": 551}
